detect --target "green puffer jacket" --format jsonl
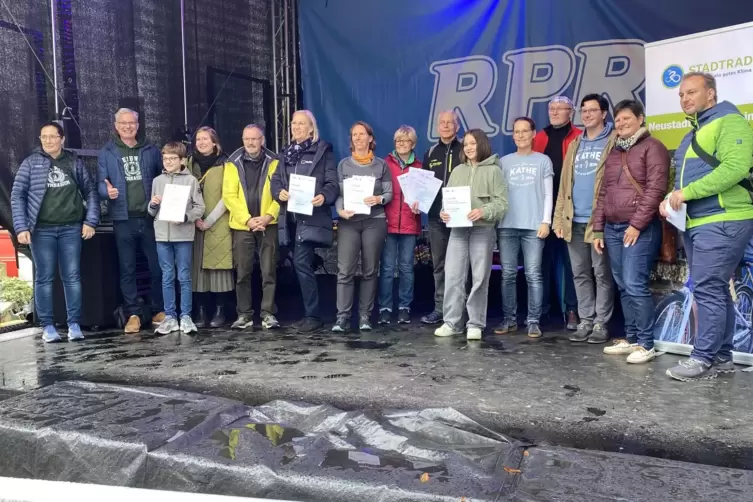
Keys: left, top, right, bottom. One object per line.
{"left": 190, "top": 156, "right": 232, "bottom": 270}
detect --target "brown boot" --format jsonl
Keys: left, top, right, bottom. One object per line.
{"left": 152, "top": 311, "right": 166, "bottom": 325}
{"left": 124, "top": 315, "right": 141, "bottom": 334}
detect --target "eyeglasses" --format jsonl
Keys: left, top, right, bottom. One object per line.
{"left": 39, "top": 135, "right": 61, "bottom": 141}
{"left": 580, "top": 108, "right": 602, "bottom": 115}
{"left": 162, "top": 155, "right": 181, "bottom": 162}
{"left": 395, "top": 139, "right": 412, "bottom": 144}
{"left": 117, "top": 121, "right": 138, "bottom": 127}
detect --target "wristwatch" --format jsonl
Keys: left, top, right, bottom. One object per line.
{"left": 379, "top": 196, "right": 385, "bottom": 205}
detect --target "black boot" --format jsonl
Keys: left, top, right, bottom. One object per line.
{"left": 194, "top": 305, "right": 208, "bottom": 328}
{"left": 210, "top": 305, "right": 226, "bottom": 328}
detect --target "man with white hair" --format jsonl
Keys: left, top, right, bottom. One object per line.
{"left": 97, "top": 108, "right": 164, "bottom": 334}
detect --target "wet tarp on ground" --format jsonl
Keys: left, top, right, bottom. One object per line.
{"left": 0, "top": 381, "right": 752, "bottom": 501}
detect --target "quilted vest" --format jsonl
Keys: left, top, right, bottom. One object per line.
{"left": 200, "top": 164, "right": 232, "bottom": 269}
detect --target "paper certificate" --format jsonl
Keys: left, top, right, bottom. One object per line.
{"left": 442, "top": 186, "right": 472, "bottom": 228}
{"left": 343, "top": 175, "right": 375, "bottom": 215}
{"left": 408, "top": 171, "right": 442, "bottom": 214}
{"left": 665, "top": 201, "right": 687, "bottom": 232}
{"left": 288, "top": 174, "right": 316, "bottom": 216}
{"left": 158, "top": 184, "right": 191, "bottom": 222}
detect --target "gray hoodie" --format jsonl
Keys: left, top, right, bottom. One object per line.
{"left": 148, "top": 168, "right": 205, "bottom": 242}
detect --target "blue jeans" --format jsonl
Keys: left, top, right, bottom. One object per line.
{"left": 685, "top": 220, "right": 753, "bottom": 364}
{"left": 156, "top": 242, "right": 193, "bottom": 319}
{"left": 378, "top": 234, "right": 417, "bottom": 311}
{"left": 113, "top": 217, "right": 163, "bottom": 317}
{"left": 541, "top": 233, "right": 578, "bottom": 315}
{"left": 605, "top": 219, "right": 662, "bottom": 350}
{"left": 293, "top": 240, "right": 320, "bottom": 319}
{"left": 30, "top": 224, "right": 82, "bottom": 327}
{"left": 498, "top": 228, "right": 544, "bottom": 323}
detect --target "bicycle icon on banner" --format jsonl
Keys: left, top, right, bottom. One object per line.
{"left": 662, "top": 65, "right": 684, "bottom": 89}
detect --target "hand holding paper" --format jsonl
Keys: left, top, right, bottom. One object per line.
{"left": 442, "top": 186, "right": 472, "bottom": 228}
{"left": 157, "top": 184, "right": 191, "bottom": 223}
{"left": 288, "top": 174, "right": 316, "bottom": 216}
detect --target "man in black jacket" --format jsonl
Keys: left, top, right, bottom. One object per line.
{"left": 421, "top": 110, "right": 463, "bottom": 324}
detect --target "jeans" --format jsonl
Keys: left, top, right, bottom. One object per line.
{"left": 498, "top": 228, "right": 544, "bottom": 323}
{"left": 541, "top": 233, "right": 578, "bottom": 315}
{"left": 30, "top": 224, "right": 82, "bottom": 326}
{"left": 428, "top": 219, "right": 451, "bottom": 313}
{"left": 293, "top": 239, "right": 321, "bottom": 319}
{"left": 685, "top": 220, "right": 753, "bottom": 364}
{"left": 233, "top": 227, "right": 278, "bottom": 317}
{"left": 443, "top": 226, "right": 495, "bottom": 330}
{"left": 156, "top": 242, "right": 193, "bottom": 319}
{"left": 378, "top": 234, "right": 417, "bottom": 311}
{"left": 113, "top": 217, "right": 163, "bottom": 317}
{"left": 567, "top": 223, "right": 614, "bottom": 325}
{"left": 605, "top": 219, "right": 662, "bottom": 349}
{"left": 336, "top": 218, "right": 387, "bottom": 317}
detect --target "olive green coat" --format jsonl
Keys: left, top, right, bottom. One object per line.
{"left": 190, "top": 156, "right": 232, "bottom": 270}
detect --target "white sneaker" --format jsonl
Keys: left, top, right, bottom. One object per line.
{"left": 466, "top": 327, "right": 482, "bottom": 340}
{"left": 604, "top": 339, "right": 640, "bottom": 355}
{"left": 434, "top": 323, "right": 460, "bottom": 337}
{"left": 626, "top": 347, "right": 656, "bottom": 364}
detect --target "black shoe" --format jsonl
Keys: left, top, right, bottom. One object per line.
{"left": 421, "top": 311, "right": 443, "bottom": 324}
{"left": 378, "top": 310, "right": 392, "bottom": 325}
{"left": 209, "top": 305, "right": 225, "bottom": 328}
{"left": 297, "top": 317, "right": 323, "bottom": 333}
{"left": 566, "top": 310, "right": 579, "bottom": 331}
{"left": 359, "top": 315, "right": 373, "bottom": 331}
{"left": 331, "top": 315, "right": 349, "bottom": 332}
{"left": 194, "top": 305, "right": 207, "bottom": 328}
{"left": 398, "top": 309, "right": 411, "bottom": 324}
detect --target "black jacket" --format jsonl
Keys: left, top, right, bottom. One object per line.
{"left": 422, "top": 138, "right": 463, "bottom": 218}
{"left": 270, "top": 141, "right": 339, "bottom": 247}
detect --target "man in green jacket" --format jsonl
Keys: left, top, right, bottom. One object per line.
{"left": 664, "top": 72, "right": 753, "bottom": 381}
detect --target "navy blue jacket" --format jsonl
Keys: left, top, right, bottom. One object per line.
{"left": 270, "top": 140, "right": 339, "bottom": 247}
{"left": 97, "top": 139, "right": 162, "bottom": 221}
{"left": 11, "top": 150, "right": 100, "bottom": 234}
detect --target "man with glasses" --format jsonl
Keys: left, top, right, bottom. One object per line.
{"left": 533, "top": 96, "right": 581, "bottom": 330}
{"left": 552, "top": 94, "right": 616, "bottom": 345}
{"left": 97, "top": 108, "right": 165, "bottom": 334}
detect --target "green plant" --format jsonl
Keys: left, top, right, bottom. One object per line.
{"left": 0, "top": 277, "right": 33, "bottom": 312}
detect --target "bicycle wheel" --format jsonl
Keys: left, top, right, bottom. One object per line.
{"left": 733, "top": 284, "right": 753, "bottom": 353}
{"left": 653, "top": 291, "right": 697, "bottom": 345}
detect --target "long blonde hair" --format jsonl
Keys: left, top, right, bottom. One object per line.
{"left": 195, "top": 126, "right": 222, "bottom": 154}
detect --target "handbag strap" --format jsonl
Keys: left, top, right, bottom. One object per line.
{"left": 620, "top": 151, "right": 643, "bottom": 195}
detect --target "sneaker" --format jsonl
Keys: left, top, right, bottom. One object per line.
{"left": 587, "top": 323, "right": 609, "bottom": 344}
{"left": 42, "top": 325, "right": 61, "bottom": 343}
{"left": 421, "top": 311, "right": 443, "bottom": 324}
{"left": 666, "top": 358, "right": 716, "bottom": 381}
{"left": 152, "top": 311, "right": 166, "bottom": 325}
{"left": 566, "top": 310, "right": 579, "bottom": 331}
{"left": 180, "top": 315, "right": 198, "bottom": 334}
{"left": 262, "top": 314, "right": 280, "bottom": 329}
{"left": 627, "top": 346, "right": 655, "bottom": 364}
{"left": 569, "top": 322, "right": 592, "bottom": 342}
{"left": 155, "top": 316, "right": 180, "bottom": 335}
{"left": 378, "top": 309, "right": 392, "bottom": 325}
{"left": 713, "top": 356, "right": 736, "bottom": 375}
{"left": 434, "top": 323, "right": 461, "bottom": 337}
{"left": 398, "top": 309, "right": 411, "bottom": 324}
{"left": 466, "top": 327, "right": 482, "bottom": 340}
{"left": 231, "top": 315, "right": 254, "bottom": 330}
{"left": 527, "top": 322, "right": 542, "bottom": 338}
{"left": 494, "top": 318, "right": 518, "bottom": 335}
{"left": 332, "top": 315, "right": 349, "bottom": 332}
{"left": 603, "top": 339, "right": 639, "bottom": 355}
{"left": 359, "top": 315, "right": 372, "bottom": 331}
{"left": 67, "top": 323, "right": 84, "bottom": 341}
{"left": 297, "top": 317, "right": 323, "bottom": 333}
{"left": 125, "top": 315, "right": 141, "bottom": 334}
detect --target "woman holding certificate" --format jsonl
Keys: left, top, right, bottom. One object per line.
{"left": 434, "top": 129, "right": 507, "bottom": 341}
{"left": 332, "top": 121, "right": 393, "bottom": 333}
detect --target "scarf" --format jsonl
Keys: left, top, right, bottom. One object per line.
{"left": 282, "top": 138, "right": 314, "bottom": 168}
{"left": 616, "top": 127, "right": 647, "bottom": 151}
{"left": 193, "top": 150, "right": 221, "bottom": 175}
{"left": 392, "top": 150, "right": 415, "bottom": 169}
{"left": 352, "top": 150, "right": 375, "bottom": 165}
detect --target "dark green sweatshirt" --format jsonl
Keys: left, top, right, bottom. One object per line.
{"left": 36, "top": 150, "right": 85, "bottom": 227}
{"left": 115, "top": 136, "right": 148, "bottom": 217}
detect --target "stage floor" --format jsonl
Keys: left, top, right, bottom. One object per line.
{"left": 1, "top": 317, "right": 752, "bottom": 473}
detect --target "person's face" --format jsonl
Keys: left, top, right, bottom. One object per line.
{"left": 114, "top": 112, "right": 139, "bottom": 141}
{"left": 580, "top": 100, "right": 606, "bottom": 129}
{"left": 615, "top": 109, "right": 644, "bottom": 139}
{"left": 195, "top": 131, "right": 216, "bottom": 155}
{"left": 291, "top": 113, "right": 313, "bottom": 143}
{"left": 351, "top": 124, "right": 372, "bottom": 152}
{"left": 40, "top": 125, "right": 64, "bottom": 156}
{"left": 162, "top": 153, "right": 183, "bottom": 173}
{"left": 394, "top": 135, "right": 413, "bottom": 156}
{"left": 463, "top": 133, "right": 477, "bottom": 162}
{"left": 242, "top": 127, "right": 264, "bottom": 156}
{"left": 437, "top": 112, "right": 459, "bottom": 141}
{"left": 679, "top": 76, "right": 715, "bottom": 115}
{"left": 548, "top": 101, "right": 572, "bottom": 127}
{"left": 513, "top": 120, "right": 535, "bottom": 150}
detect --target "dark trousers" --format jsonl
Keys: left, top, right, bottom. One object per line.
{"left": 336, "top": 218, "right": 387, "bottom": 317}
{"left": 541, "top": 233, "right": 578, "bottom": 316}
{"left": 428, "top": 219, "right": 451, "bottom": 313}
{"left": 685, "top": 220, "right": 753, "bottom": 363}
{"left": 605, "top": 219, "right": 662, "bottom": 349}
{"left": 233, "top": 227, "right": 278, "bottom": 316}
{"left": 293, "top": 239, "right": 321, "bottom": 320}
{"left": 113, "top": 217, "right": 163, "bottom": 317}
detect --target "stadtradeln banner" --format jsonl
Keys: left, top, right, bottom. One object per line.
{"left": 298, "top": 0, "right": 753, "bottom": 159}
{"left": 646, "top": 21, "right": 753, "bottom": 149}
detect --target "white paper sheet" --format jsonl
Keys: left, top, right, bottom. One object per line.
{"left": 343, "top": 175, "right": 375, "bottom": 215}
{"left": 288, "top": 173, "right": 316, "bottom": 216}
{"left": 442, "top": 186, "right": 472, "bottom": 228}
{"left": 398, "top": 169, "right": 442, "bottom": 213}
{"left": 665, "top": 201, "right": 686, "bottom": 232}
{"left": 157, "top": 184, "right": 191, "bottom": 222}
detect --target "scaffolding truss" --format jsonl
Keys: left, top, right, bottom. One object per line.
{"left": 270, "top": 0, "right": 298, "bottom": 151}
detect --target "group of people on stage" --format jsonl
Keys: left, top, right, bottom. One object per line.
{"left": 11, "top": 71, "right": 753, "bottom": 382}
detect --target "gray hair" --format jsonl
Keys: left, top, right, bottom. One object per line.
{"left": 243, "top": 123, "right": 266, "bottom": 144}
{"left": 683, "top": 72, "right": 718, "bottom": 101}
{"left": 292, "top": 110, "right": 319, "bottom": 143}
{"left": 114, "top": 108, "right": 139, "bottom": 122}
{"left": 437, "top": 110, "right": 460, "bottom": 129}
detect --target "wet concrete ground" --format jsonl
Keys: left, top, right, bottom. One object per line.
{"left": 1, "top": 319, "right": 752, "bottom": 471}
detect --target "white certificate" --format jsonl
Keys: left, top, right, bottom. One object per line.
{"left": 158, "top": 184, "right": 191, "bottom": 222}
{"left": 343, "top": 175, "right": 375, "bottom": 215}
{"left": 665, "top": 201, "right": 687, "bottom": 232}
{"left": 442, "top": 186, "right": 472, "bottom": 228}
{"left": 288, "top": 174, "right": 316, "bottom": 216}
{"left": 408, "top": 172, "right": 442, "bottom": 214}
{"left": 397, "top": 172, "right": 415, "bottom": 203}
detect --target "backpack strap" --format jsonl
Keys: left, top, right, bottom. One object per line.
{"left": 690, "top": 130, "right": 721, "bottom": 168}
{"left": 620, "top": 151, "right": 643, "bottom": 195}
